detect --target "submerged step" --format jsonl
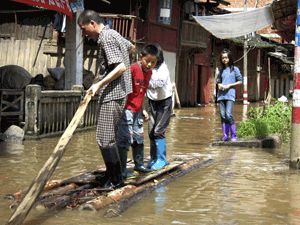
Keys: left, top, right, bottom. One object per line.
{"left": 212, "top": 135, "right": 282, "bottom": 148}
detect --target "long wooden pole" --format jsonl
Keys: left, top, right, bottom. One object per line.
{"left": 7, "top": 92, "right": 92, "bottom": 225}
{"left": 243, "top": 0, "right": 249, "bottom": 106}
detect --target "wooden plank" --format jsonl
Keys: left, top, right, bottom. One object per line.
{"left": 28, "top": 39, "right": 35, "bottom": 74}
{"left": 0, "top": 41, "right": 4, "bottom": 64}
{"left": 126, "top": 162, "right": 184, "bottom": 185}
{"left": 14, "top": 40, "right": 21, "bottom": 65}
{"left": 24, "top": 39, "right": 30, "bottom": 72}
{"left": 6, "top": 38, "right": 14, "bottom": 64}
{"left": 17, "top": 40, "right": 25, "bottom": 68}
{"left": 7, "top": 92, "right": 92, "bottom": 225}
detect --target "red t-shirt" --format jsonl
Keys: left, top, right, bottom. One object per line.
{"left": 125, "top": 62, "right": 152, "bottom": 112}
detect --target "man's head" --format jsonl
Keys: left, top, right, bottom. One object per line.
{"left": 139, "top": 44, "right": 161, "bottom": 72}
{"left": 77, "top": 10, "right": 103, "bottom": 40}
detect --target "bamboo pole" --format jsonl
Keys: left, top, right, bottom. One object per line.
{"left": 6, "top": 92, "right": 92, "bottom": 225}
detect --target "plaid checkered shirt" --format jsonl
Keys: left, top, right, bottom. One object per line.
{"left": 96, "top": 26, "right": 132, "bottom": 103}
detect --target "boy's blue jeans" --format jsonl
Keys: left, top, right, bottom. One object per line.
{"left": 117, "top": 109, "right": 144, "bottom": 149}
{"left": 219, "top": 100, "right": 235, "bottom": 124}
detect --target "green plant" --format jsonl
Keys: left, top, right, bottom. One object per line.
{"left": 237, "top": 101, "right": 291, "bottom": 142}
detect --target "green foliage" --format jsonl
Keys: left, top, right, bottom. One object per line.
{"left": 237, "top": 101, "right": 291, "bottom": 142}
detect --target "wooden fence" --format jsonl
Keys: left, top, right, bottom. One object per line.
{"left": 24, "top": 85, "right": 98, "bottom": 138}
{"left": 0, "top": 89, "right": 24, "bottom": 132}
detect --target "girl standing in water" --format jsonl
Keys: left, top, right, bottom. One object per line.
{"left": 216, "top": 49, "right": 242, "bottom": 141}
{"left": 146, "top": 44, "right": 172, "bottom": 170}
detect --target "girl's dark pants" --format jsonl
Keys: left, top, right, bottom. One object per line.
{"left": 148, "top": 97, "right": 172, "bottom": 140}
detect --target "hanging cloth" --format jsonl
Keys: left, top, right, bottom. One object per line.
{"left": 193, "top": 6, "right": 273, "bottom": 39}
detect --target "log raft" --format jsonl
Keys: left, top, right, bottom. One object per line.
{"left": 6, "top": 153, "right": 213, "bottom": 217}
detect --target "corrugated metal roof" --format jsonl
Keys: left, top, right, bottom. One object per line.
{"left": 229, "top": 35, "right": 277, "bottom": 48}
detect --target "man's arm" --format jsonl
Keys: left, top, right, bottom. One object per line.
{"left": 88, "top": 63, "right": 126, "bottom": 96}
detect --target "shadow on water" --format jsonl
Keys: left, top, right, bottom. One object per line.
{"left": 1, "top": 104, "right": 300, "bottom": 224}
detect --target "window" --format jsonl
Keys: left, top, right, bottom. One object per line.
{"left": 158, "top": 0, "right": 172, "bottom": 25}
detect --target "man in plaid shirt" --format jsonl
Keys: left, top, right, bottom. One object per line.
{"left": 78, "top": 10, "right": 134, "bottom": 189}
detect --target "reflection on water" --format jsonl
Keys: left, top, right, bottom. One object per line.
{"left": 1, "top": 104, "right": 300, "bottom": 225}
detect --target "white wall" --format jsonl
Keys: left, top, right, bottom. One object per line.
{"left": 163, "top": 50, "right": 177, "bottom": 83}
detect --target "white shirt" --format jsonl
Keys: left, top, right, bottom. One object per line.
{"left": 147, "top": 62, "right": 173, "bottom": 101}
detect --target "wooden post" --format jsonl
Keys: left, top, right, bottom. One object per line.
{"left": 24, "top": 85, "right": 41, "bottom": 136}
{"left": 65, "top": 11, "right": 83, "bottom": 89}
{"left": 172, "top": 83, "right": 181, "bottom": 108}
{"left": 72, "top": 85, "right": 84, "bottom": 128}
{"left": 256, "top": 49, "right": 261, "bottom": 101}
{"left": 243, "top": 0, "right": 249, "bottom": 105}
{"left": 265, "top": 57, "right": 272, "bottom": 105}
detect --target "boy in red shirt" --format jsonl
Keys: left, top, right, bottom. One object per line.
{"left": 117, "top": 44, "right": 161, "bottom": 177}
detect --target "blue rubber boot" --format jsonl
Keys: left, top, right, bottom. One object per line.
{"left": 147, "top": 139, "right": 157, "bottom": 169}
{"left": 150, "top": 138, "right": 169, "bottom": 170}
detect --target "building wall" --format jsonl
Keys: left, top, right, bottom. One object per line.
{"left": 221, "top": 0, "right": 273, "bottom": 9}
{"left": 144, "top": 0, "right": 180, "bottom": 52}
{"left": 176, "top": 46, "right": 213, "bottom": 106}
{"left": 164, "top": 50, "right": 177, "bottom": 83}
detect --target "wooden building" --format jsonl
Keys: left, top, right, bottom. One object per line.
{"left": 0, "top": 0, "right": 185, "bottom": 135}
{"left": 0, "top": 0, "right": 295, "bottom": 121}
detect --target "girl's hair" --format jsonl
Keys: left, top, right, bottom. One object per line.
{"left": 77, "top": 10, "right": 103, "bottom": 25}
{"left": 152, "top": 43, "right": 164, "bottom": 69}
{"left": 140, "top": 44, "right": 162, "bottom": 61}
{"left": 219, "top": 48, "right": 234, "bottom": 71}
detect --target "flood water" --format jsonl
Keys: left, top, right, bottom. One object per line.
{"left": 1, "top": 104, "right": 300, "bottom": 225}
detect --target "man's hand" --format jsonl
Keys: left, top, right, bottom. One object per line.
{"left": 87, "top": 81, "right": 103, "bottom": 96}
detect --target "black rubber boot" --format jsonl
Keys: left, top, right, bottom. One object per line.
{"left": 118, "top": 146, "right": 133, "bottom": 179}
{"left": 101, "top": 145, "right": 124, "bottom": 189}
{"left": 132, "top": 142, "right": 152, "bottom": 173}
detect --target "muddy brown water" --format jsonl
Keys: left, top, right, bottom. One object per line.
{"left": 1, "top": 104, "right": 300, "bottom": 225}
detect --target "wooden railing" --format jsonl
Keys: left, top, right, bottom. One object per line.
{"left": 24, "top": 85, "right": 98, "bottom": 138}
{"left": 181, "top": 20, "right": 210, "bottom": 48}
{"left": 0, "top": 89, "right": 24, "bottom": 132}
{"left": 100, "top": 14, "right": 143, "bottom": 41}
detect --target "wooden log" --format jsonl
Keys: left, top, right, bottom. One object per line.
{"left": 6, "top": 155, "right": 212, "bottom": 217}
{"left": 40, "top": 183, "right": 78, "bottom": 200}
{"left": 10, "top": 167, "right": 106, "bottom": 203}
{"left": 126, "top": 162, "right": 183, "bottom": 185}
{"left": 7, "top": 92, "right": 92, "bottom": 225}
{"left": 39, "top": 184, "right": 93, "bottom": 210}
